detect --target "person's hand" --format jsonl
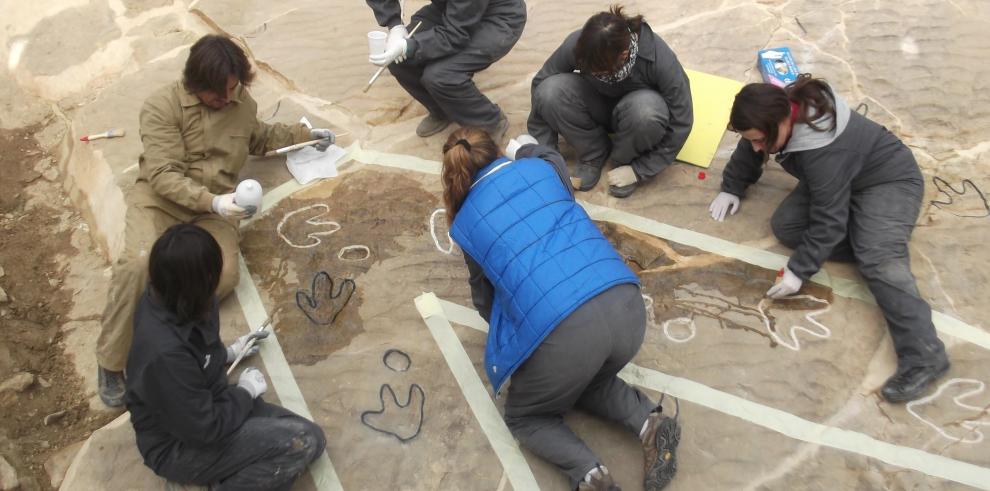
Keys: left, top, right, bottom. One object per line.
{"left": 370, "top": 25, "right": 409, "bottom": 66}
{"left": 607, "top": 166, "right": 638, "bottom": 187}
{"left": 505, "top": 134, "right": 538, "bottom": 159}
{"left": 225, "top": 330, "right": 270, "bottom": 362}
{"left": 237, "top": 367, "right": 267, "bottom": 399}
{"left": 766, "top": 267, "right": 803, "bottom": 298}
{"left": 709, "top": 192, "right": 740, "bottom": 222}
{"left": 310, "top": 129, "right": 335, "bottom": 151}
{"left": 212, "top": 193, "right": 250, "bottom": 219}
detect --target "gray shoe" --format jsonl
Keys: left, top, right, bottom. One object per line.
{"left": 570, "top": 163, "right": 603, "bottom": 192}
{"left": 98, "top": 366, "right": 126, "bottom": 407}
{"left": 483, "top": 112, "right": 509, "bottom": 145}
{"left": 609, "top": 182, "right": 638, "bottom": 198}
{"left": 577, "top": 465, "right": 621, "bottom": 491}
{"left": 416, "top": 113, "right": 451, "bottom": 137}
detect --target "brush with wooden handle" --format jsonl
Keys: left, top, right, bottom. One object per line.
{"left": 80, "top": 128, "right": 126, "bottom": 142}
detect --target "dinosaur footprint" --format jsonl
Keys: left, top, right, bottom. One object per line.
{"left": 360, "top": 384, "right": 426, "bottom": 443}
{"left": 931, "top": 177, "right": 990, "bottom": 218}
{"left": 907, "top": 378, "right": 990, "bottom": 444}
{"left": 277, "top": 204, "right": 342, "bottom": 248}
{"left": 295, "top": 271, "right": 356, "bottom": 325}
{"left": 757, "top": 295, "right": 832, "bottom": 351}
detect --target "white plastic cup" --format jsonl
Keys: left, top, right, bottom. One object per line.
{"left": 235, "top": 179, "right": 263, "bottom": 215}
{"left": 367, "top": 31, "right": 387, "bottom": 56}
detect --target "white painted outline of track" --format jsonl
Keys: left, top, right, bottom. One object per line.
{"left": 430, "top": 208, "right": 455, "bottom": 254}
{"left": 907, "top": 378, "right": 990, "bottom": 444}
{"left": 420, "top": 293, "right": 990, "bottom": 490}
{"left": 662, "top": 317, "right": 697, "bottom": 343}
{"left": 337, "top": 244, "right": 371, "bottom": 261}
{"left": 757, "top": 295, "right": 832, "bottom": 351}
{"left": 276, "top": 203, "right": 341, "bottom": 248}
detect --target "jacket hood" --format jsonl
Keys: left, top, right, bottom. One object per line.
{"left": 782, "top": 88, "right": 851, "bottom": 153}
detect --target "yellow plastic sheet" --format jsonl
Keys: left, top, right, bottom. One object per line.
{"left": 676, "top": 69, "right": 744, "bottom": 168}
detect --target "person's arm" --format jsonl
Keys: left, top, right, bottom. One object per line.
{"left": 720, "top": 138, "right": 765, "bottom": 198}
{"left": 464, "top": 253, "right": 494, "bottom": 323}
{"left": 515, "top": 143, "right": 572, "bottom": 195}
{"left": 248, "top": 119, "right": 312, "bottom": 157}
{"left": 786, "top": 150, "right": 860, "bottom": 280}
{"left": 138, "top": 351, "right": 254, "bottom": 446}
{"left": 631, "top": 47, "right": 693, "bottom": 179}
{"left": 366, "top": 0, "right": 403, "bottom": 28}
{"left": 140, "top": 95, "right": 215, "bottom": 213}
{"left": 406, "top": 0, "right": 490, "bottom": 61}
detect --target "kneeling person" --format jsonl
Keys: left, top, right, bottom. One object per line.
{"left": 527, "top": 5, "right": 693, "bottom": 197}
{"left": 126, "top": 224, "right": 326, "bottom": 489}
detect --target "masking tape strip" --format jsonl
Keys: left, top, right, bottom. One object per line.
{"left": 235, "top": 258, "right": 344, "bottom": 491}
{"left": 414, "top": 293, "right": 540, "bottom": 491}
{"left": 431, "top": 296, "right": 990, "bottom": 490}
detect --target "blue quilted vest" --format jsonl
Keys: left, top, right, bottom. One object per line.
{"left": 450, "top": 157, "right": 639, "bottom": 393}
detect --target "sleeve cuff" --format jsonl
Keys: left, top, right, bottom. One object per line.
{"left": 199, "top": 192, "right": 217, "bottom": 214}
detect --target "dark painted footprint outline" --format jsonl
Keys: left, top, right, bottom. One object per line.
{"left": 931, "top": 176, "right": 990, "bottom": 218}
{"left": 360, "top": 384, "right": 426, "bottom": 443}
{"left": 295, "top": 271, "right": 356, "bottom": 325}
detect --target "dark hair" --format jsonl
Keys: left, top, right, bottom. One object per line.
{"left": 574, "top": 4, "right": 644, "bottom": 74}
{"left": 148, "top": 224, "right": 223, "bottom": 324}
{"left": 728, "top": 74, "right": 838, "bottom": 157}
{"left": 183, "top": 35, "right": 255, "bottom": 94}
{"left": 441, "top": 128, "right": 500, "bottom": 225}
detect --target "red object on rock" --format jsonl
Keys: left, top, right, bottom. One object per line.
{"left": 697, "top": 171, "right": 706, "bottom": 180}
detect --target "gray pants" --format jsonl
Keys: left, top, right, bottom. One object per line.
{"left": 153, "top": 399, "right": 326, "bottom": 491}
{"left": 528, "top": 73, "right": 670, "bottom": 170}
{"left": 771, "top": 181, "right": 946, "bottom": 367}
{"left": 387, "top": 5, "right": 524, "bottom": 128}
{"left": 504, "top": 283, "right": 654, "bottom": 489}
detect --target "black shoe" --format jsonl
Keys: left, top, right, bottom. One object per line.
{"left": 570, "top": 163, "right": 603, "bottom": 192}
{"left": 881, "top": 357, "right": 950, "bottom": 403}
{"left": 609, "top": 182, "right": 637, "bottom": 198}
{"left": 416, "top": 113, "right": 451, "bottom": 137}
{"left": 98, "top": 366, "right": 126, "bottom": 407}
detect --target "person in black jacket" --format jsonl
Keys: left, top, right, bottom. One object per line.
{"left": 365, "top": 0, "right": 526, "bottom": 142}
{"left": 125, "top": 224, "right": 326, "bottom": 489}
{"left": 709, "top": 75, "right": 949, "bottom": 402}
{"left": 527, "top": 5, "right": 693, "bottom": 198}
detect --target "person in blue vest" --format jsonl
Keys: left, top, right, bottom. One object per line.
{"left": 443, "top": 127, "right": 682, "bottom": 491}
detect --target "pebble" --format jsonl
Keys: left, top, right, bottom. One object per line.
{"left": 42, "top": 167, "right": 60, "bottom": 182}
{"left": 0, "top": 287, "right": 6, "bottom": 304}
{"left": 0, "top": 266, "right": 4, "bottom": 278}
{"left": 0, "top": 455, "right": 19, "bottom": 491}
{"left": 43, "top": 410, "right": 67, "bottom": 426}
{"left": 0, "top": 373, "right": 34, "bottom": 393}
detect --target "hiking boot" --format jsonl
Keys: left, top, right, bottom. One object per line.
{"left": 577, "top": 465, "right": 621, "bottom": 491}
{"left": 881, "top": 356, "right": 950, "bottom": 403}
{"left": 483, "top": 112, "right": 509, "bottom": 144}
{"left": 609, "top": 182, "right": 638, "bottom": 198}
{"left": 98, "top": 366, "right": 126, "bottom": 407}
{"left": 570, "top": 163, "right": 604, "bottom": 192}
{"left": 416, "top": 113, "right": 451, "bottom": 137}
{"left": 641, "top": 396, "right": 681, "bottom": 491}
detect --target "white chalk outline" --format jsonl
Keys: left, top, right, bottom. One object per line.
{"left": 337, "top": 245, "right": 371, "bottom": 262}
{"left": 430, "top": 208, "right": 454, "bottom": 255}
{"left": 757, "top": 295, "right": 832, "bottom": 351}
{"left": 907, "top": 378, "right": 990, "bottom": 444}
{"left": 276, "top": 204, "right": 341, "bottom": 249}
{"left": 662, "top": 317, "right": 698, "bottom": 343}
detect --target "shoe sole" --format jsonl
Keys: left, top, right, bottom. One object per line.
{"left": 644, "top": 417, "right": 681, "bottom": 491}
{"left": 882, "top": 360, "right": 951, "bottom": 403}
{"left": 609, "top": 183, "right": 636, "bottom": 198}
{"left": 572, "top": 169, "right": 602, "bottom": 192}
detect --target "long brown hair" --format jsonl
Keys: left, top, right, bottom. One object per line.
{"left": 575, "top": 4, "right": 644, "bottom": 74}
{"left": 441, "top": 128, "right": 500, "bottom": 226}
{"left": 183, "top": 35, "right": 255, "bottom": 94}
{"left": 728, "top": 74, "right": 837, "bottom": 157}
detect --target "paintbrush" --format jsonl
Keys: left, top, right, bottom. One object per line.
{"left": 363, "top": 21, "right": 422, "bottom": 93}
{"left": 80, "top": 128, "right": 126, "bottom": 142}
{"left": 227, "top": 317, "right": 272, "bottom": 376}
{"left": 264, "top": 138, "right": 326, "bottom": 157}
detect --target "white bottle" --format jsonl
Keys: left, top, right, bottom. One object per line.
{"left": 235, "top": 179, "right": 263, "bottom": 215}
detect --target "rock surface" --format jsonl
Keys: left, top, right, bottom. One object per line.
{"left": 0, "top": 455, "right": 18, "bottom": 491}
{"left": 0, "top": 373, "right": 35, "bottom": 394}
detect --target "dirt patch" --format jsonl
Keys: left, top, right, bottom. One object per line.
{"left": 600, "top": 222, "right": 834, "bottom": 347}
{"left": 0, "top": 127, "right": 118, "bottom": 489}
{"left": 242, "top": 169, "right": 439, "bottom": 365}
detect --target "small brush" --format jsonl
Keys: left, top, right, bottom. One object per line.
{"left": 80, "top": 128, "right": 126, "bottom": 142}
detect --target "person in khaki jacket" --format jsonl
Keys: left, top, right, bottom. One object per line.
{"left": 97, "top": 35, "right": 336, "bottom": 406}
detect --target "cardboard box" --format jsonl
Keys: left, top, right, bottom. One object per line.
{"left": 757, "top": 47, "right": 800, "bottom": 87}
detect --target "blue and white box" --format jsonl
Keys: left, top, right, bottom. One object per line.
{"left": 758, "top": 47, "right": 800, "bottom": 87}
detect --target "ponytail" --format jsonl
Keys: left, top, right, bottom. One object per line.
{"left": 441, "top": 127, "right": 500, "bottom": 226}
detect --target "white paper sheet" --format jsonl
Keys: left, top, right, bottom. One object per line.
{"left": 285, "top": 116, "right": 343, "bottom": 185}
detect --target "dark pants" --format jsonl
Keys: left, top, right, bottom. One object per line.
{"left": 528, "top": 73, "right": 670, "bottom": 169}
{"left": 771, "top": 181, "right": 947, "bottom": 368}
{"left": 504, "top": 284, "right": 655, "bottom": 489}
{"left": 388, "top": 4, "right": 525, "bottom": 128}
{"left": 155, "top": 399, "right": 326, "bottom": 491}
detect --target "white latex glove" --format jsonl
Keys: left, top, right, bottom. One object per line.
{"left": 225, "top": 330, "right": 271, "bottom": 362}
{"left": 766, "top": 267, "right": 803, "bottom": 298}
{"left": 607, "top": 166, "right": 638, "bottom": 187}
{"left": 310, "top": 128, "right": 335, "bottom": 151}
{"left": 709, "top": 192, "right": 741, "bottom": 222}
{"left": 212, "top": 193, "right": 249, "bottom": 219}
{"left": 505, "top": 134, "right": 538, "bottom": 159}
{"left": 370, "top": 25, "right": 409, "bottom": 66}
{"left": 237, "top": 367, "right": 268, "bottom": 399}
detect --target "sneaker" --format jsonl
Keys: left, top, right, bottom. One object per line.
{"left": 483, "top": 112, "right": 509, "bottom": 145}
{"left": 641, "top": 395, "right": 681, "bottom": 491}
{"left": 881, "top": 356, "right": 950, "bottom": 403}
{"left": 98, "top": 366, "right": 126, "bottom": 407}
{"left": 608, "top": 182, "right": 637, "bottom": 198}
{"left": 577, "top": 465, "right": 621, "bottom": 491}
{"left": 570, "top": 163, "right": 604, "bottom": 192}
{"left": 416, "top": 113, "right": 451, "bottom": 137}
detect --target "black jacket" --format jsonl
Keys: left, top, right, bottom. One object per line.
{"left": 125, "top": 290, "right": 253, "bottom": 471}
